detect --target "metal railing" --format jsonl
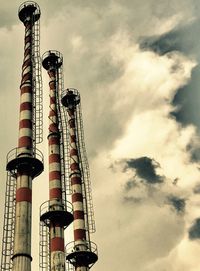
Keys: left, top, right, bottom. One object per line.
{"left": 7, "top": 147, "right": 43, "bottom": 164}
{"left": 40, "top": 199, "right": 73, "bottom": 219}
{"left": 66, "top": 240, "right": 98, "bottom": 254}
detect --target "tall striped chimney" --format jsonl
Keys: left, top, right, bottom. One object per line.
{"left": 1, "top": 2, "right": 44, "bottom": 271}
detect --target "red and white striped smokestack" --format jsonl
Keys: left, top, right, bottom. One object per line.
{"left": 66, "top": 95, "right": 87, "bottom": 242}
{"left": 40, "top": 51, "right": 73, "bottom": 271}
{"left": 61, "top": 89, "right": 98, "bottom": 271}
{"left": 3, "top": 2, "right": 44, "bottom": 271}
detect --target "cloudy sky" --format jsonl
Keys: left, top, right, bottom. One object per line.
{"left": 1, "top": 0, "right": 200, "bottom": 270}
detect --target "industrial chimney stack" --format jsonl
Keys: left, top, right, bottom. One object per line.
{"left": 62, "top": 89, "right": 98, "bottom": 271}
{"left": 40, "top": 51, "right": 73, "bottom": 271}
{"left": 1, "top": 2, "right": 44, "bottom": 271}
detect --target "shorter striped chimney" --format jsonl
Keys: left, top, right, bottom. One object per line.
{"left": 61, "top": 89, "right": 98, "bottom": 271}
{"left": 40, "top": 51, "right": 73, "bottom": 271}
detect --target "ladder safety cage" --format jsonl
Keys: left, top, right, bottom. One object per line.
{"left": 1, "top": 172, "right": 16, "bottom": 271}
{"left": 39, "top": 221, "right": 50, "bottom": 271}
{"left": 56, "top": 65, "right": 72, "bottom": 197}
{"left": 60, "top": 106, "right": 72, "bottom": 196}
{"left": 74, "top": 90, "right": 96, "bottom": 235}
{"left": 31, "top": 8, "right": 43, "bottom": 150}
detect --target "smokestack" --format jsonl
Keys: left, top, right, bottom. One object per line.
{"left": 40, "top": 51, "right": 73, "bottom": 271}
{"left": 61, "top": 88, "right": 98, "bottom": 271}
{"left": 1, "top": 2, "right": 44, "bottom": 271}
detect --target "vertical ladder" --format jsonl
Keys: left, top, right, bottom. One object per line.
{"left": 39, "top": 222, "right": 50, "bottom": 271}
{"left": 56, "top": 67, "right": 72, "bottom": 198}
{"left": 1, "top": 172, "right": 16, "bottom": 271}
{"left": 32, "top": 14, "right": 43, "bottom": 151}
{"left": 75, "top": 102, "right": 96, "bottom": 236}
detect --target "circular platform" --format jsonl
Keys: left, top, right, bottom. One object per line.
{"left": 40, "top": 200, "right": 74, "bottom": 228}
{"left": 6, "top": 147, "right": 44, "bottom": 178}
{"left": 18, "top": 1, "right": 40, "bottom": 24}
{"left": 66, "top": 241, "right": 98, "bottom": 267}
{"left": 66, "top": 250, "right": 98, "bottom": 267}
{"left": 42, "top": 50, "right": 63, "bottom": 70}
{"left": 7, "top": 156, "right": 43, "bottom": 178}
{"left": 40, "top": 210, "right": 73, "bottom": 228}
{"left": 61, "top": 88, "right": 80, "bottom": 108}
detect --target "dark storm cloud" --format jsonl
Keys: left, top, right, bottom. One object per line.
{"left": 124, "top": 157, "right": 164, "bottom": 184}
{"left": 122, "top": 159, "right": 186, "bottom": 214}
{"left": 140, "top": 32, "right": 178, "bottom": 56}
{"left": 186, "top": 143, "right": 200, "bottom": 163}
{"left": 140, "top": 19, "right": 200, "bottom": 137}
{"left": 171, "top": 66, "right": 200, "bottom": 134}
{"left": 189, "top": 218, "right": 200, "bottom": 240}
{"left": 167, "top": 195, "right": 186, "bottom": 214}
{"left": 140, "top": 19, "right": 200, "bottom": 56}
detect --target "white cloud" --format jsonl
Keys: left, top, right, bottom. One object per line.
{"left": 89, "top": 26, "right": 200, "bottom": 271}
